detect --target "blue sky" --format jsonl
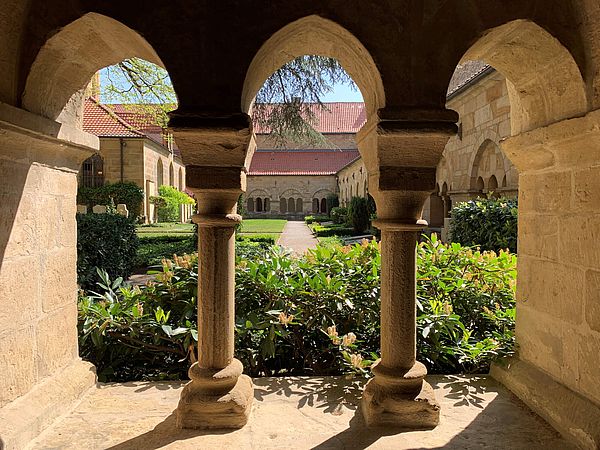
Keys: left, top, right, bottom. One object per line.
{"left": 320, "top": 83, "right": 364, "bottom": 102}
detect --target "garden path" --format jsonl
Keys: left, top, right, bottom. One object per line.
{"left": 277, "top": 220, "right": 319, "bottom": 254}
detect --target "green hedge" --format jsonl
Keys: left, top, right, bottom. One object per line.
{"left": 77, "top": 182, "right": 144, "bottom": 219}
{"left": 330, "top": 207, "right": 348, "bottom": 225}
{"left": 135, "top": 235, "right": 195, "bottom": 268}
{"left": 77, "top": 213, "right": 139, "bottom": 290}
{"left": 449, "top": 197, "right": 518, "bottom": 253}
{"left": 310, "top": 224, "right": 355, "bottom": 237}
{"left": 304, "top": 215, "right": 329, "bottom": 224}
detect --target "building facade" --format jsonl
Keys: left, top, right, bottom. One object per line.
{"left": 81, "top": 99, "right": 186, "bottom": 222}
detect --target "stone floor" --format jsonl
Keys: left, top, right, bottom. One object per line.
{"left": 277, "top": 220, "right": 319, "bottom": 255}
{"left": 28, "top": 375, "right": 574, "bottom": 450}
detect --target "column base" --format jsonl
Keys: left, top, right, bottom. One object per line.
{"left": 361, "top": 361, "right": 440, "bottom": 429}
{"left": 176, "top": 360, "right": 253, "bottom": 429}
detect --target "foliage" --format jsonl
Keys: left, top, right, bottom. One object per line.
{"left": 77, "top": 213, "right": 139, "bottom": 290}
{"left": 326, "top": 195, "right": 340, "bottom": 215}
{"left": 78, "top": 261, "right": 198, "bottom": 381}
{"left": 151, "top": 185, "right": 195, "bottom": 223}
{"left": 449, "top": 197, "right": 518, "bottom": 253}
{"left": 135, "top": 235, "right": 195, "bottom": 268}
{"left": 253, "top": 55, "right": 357, "bottom": 147}
{"left": 236, "top": 235, "right": 276, "bottom": 245}
{"left": 304, "top": 215, "right": 329, "bottom": 224}
{"left": 77, "top": 182, "right": 145, "bottom": 219}
{"left": 309, "top": 223, "right": 355, "bottom": 237}
{"left": 330, "top": 207, "right": 348, "bottom": 225}
{"left": 101, "top": 58, "right": 177, "bottom": 128}
{"left": 347, "top": 197, "right": 370, "bottom": 233}
{"left": 237, "top": 194, "right": 247, "bottom": 217}
{"left": 416, "top": 234, "right": 516, "bottom": 373}
{"left": 78, "top": 236, "right": 516, "bottom": 381}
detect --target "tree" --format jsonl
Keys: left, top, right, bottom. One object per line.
{"left": 101, "top": 56, "right": 357, "bottom": 146}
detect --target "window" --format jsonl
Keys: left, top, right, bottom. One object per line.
{"left": 80, "top": 153, "right": 104, "bottom": 187}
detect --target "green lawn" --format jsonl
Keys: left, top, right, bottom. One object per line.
{"left": 239, "top": 219, "right": 287, "bottom": 234}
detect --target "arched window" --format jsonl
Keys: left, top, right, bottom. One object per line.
{"left": 80, "top": 153, "right": 104, "bottom": 187}
{"left": 488, "top": 175, "right": 498, "bottom": 191}
{"left": 288, "top": 198, "right": 296, "bottom": 213}
{"left": 157, "top": 159, "right": 164, "bottom": 187}
{"left": 179, "top": 168, "right": 184, "bottom": 191}
{"left": 312, "top": 198, "right": 319, "bottom": 213}
{"left": 264, "top": 198, "right": 270, "bottom": 212}
{"left": 256, "top": 197, "right": 263, "bottom": 212}
{"left": 247, "top": 197, "right": 255, "bottom": 212}
{"left": 320, "top": 198, "right": 327, "bottom": 214}
{"left": 476, "top": 177, "right": 485, "bottom": 194}
{"left": 280, "top": 198, "right": 287, "bottom": 213}
{"left": 296, "top": 198, "right": 303, "bottom": 213}
{"left": 169, "top": 162, "right": 174, "bottom": 186}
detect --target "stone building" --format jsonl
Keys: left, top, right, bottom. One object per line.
{"left": 2, "top": 4, "right": 600, "bottom": 449}
{"left": 81, "top": 99, "right": 186, "bottom": 222}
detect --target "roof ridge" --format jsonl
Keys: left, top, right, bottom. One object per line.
{"left": 89, "top": 98, "right": 144, "bottom": 137}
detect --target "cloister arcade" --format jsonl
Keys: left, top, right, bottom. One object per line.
{"left": 1, "top": 2, "right": 600, "bottom": 448}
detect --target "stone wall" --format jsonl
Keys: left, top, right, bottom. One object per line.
{"left": 246, "top": 174, "right": 337, "bottom": 216}
{"left": 0, "top": 105, "right": 96, "bottom": 450}
{"left": 338, "top": 158, "right": 368, "bottom": 205}
{"left": 439, "top": 69, "right": 517, "bottom": 201}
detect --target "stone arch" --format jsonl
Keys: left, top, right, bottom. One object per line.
{"left": 256, "top": 197, "right": 263, "bottom": 212}
{"left": 296, "top": 198, "right": 303, "bottom": 213}
{"left": 156, "top": 159, "right": 164, "bottom": 187}
{"left": 459, "top": 20, "right": 587, "bottom": 135}
{"left": 488, "top": 175, "right": 498, "bottom": 191}
{"left": 279, "top": 198, "right": 287, "bottom": 214}
{"left": 179, "top": 168, "right": 184, "bottom": 191}
{"left": 475, "top": 176, "right": 485, "bottom": 193}
{"left": 242, "top": 15, "right": 385, "bottom": 122}
{"left": 22, "top": 13, "right": 168, "bottom": 124}
{"left": 287, "top": 198, "right": 296, "bottom": 213}
{"left": 169, "top": 162, "right": 175, "bottom": 186}
{"left": 469, "top": 139, "right": 506, "bottom": 191}
{"left": 312, "top": 198, "right": 319, "bottom": 213}
{"left": 264, "top": 198, "right": 270, "bottom": 212}
{"left": 247, "top": 197, "right": 255, "bottom": 213}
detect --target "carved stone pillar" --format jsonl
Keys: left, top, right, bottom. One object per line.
{"left": 170, "top": 112, "right": 255, "bottom": 429}
{"left": 361, "top": 110, "right": 457, "bottom": 428}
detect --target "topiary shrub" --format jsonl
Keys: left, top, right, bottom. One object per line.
{"left": 77, "top": 182, "right": 145, "bottom": 219}
{"left": 347, "top": 197, "right": 370, "bottom": 233}
{"left": 449, "top": 197, "right": 518, "bottom": 253}
{"left": 330, "top": 206, "right": 348, "bottom": 224}
{"left": 77, "top": 213, "right": 139, "bottom": 290}
{"left": 152, "top": 185, "right": 195, "bottom": 222}
{"left": 326, "top": 194, "right": 339, "bottom": 215}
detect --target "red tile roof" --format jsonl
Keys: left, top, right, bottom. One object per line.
{"left": 249, "top": 149, "right": 360, "bottom": 176}
{"left": 83, "top": 99, "right": 143, "bottom": 138}
{"left": 83, "top": 99, "right": 181, "bottom": 156}
{"left": 253, "top": 102, "right": 366, "bottom": 134}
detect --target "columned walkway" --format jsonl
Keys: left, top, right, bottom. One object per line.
{"left": 277, "top": 220, "right": 319, "bottom": 254}
{"left": 28, "top": 375, "right": 574, "bottom": 449}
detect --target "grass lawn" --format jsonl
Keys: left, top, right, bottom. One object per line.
{"left": 239, "top": 219, "right": 287, "bottom": 234}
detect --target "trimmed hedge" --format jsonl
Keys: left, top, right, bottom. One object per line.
{"left": 449, "top": 197, "right": 518, "bottom": 253}
{"left": 77, "top": 182, "right": 144, "bottom": 219}
{"left": 347, "top": 197, "right": 370, "bottom": 233}
{"left": 77, "top": 213, "right": 139, "bottom": 289}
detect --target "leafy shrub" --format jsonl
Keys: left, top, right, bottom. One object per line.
{"left": 78, "top": 236, "right": 516, "bottom": 381}
{"left": 309, "top": 224, "right": 355, "bottom": 237}
{"left": 326, "top": 194, "right": 339, "bottom": 215}
{"left": 135, "top": 235, "right": 196, "bottom": 268}
{"left": 304, "top": 215, "right": 328, "bottom": 224}
{"left": 330, "top": 207, "right": 348, "bottom": 225}
{"left": 77, "top": 213, "right": 139, "bottom": 290}
{"left": 77, "top": 182, "right": 145, "bottom": 219}
{"left": 449, "top": 197, "right": 518, "bottom": 253}
{"left": 347, "top": 197, "right": 370, "bottom": 233}
{"left": 236, "top": 234, "right": 276, "bottom": 244}
{"left": 151, "top": 185, "right": 195, "bottom": 223}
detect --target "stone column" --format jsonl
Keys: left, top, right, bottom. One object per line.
{"left": 176, "top": 190, "right": 253, "bottom": 429}
{"left": 360, "top": 110, "right": 457, "bottom": 428}
{"left": 170, "top": 112, "right": 255, "bottom": 429}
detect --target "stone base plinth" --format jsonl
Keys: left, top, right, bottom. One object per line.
{"left": 361, "top": 378, "right": 440, "bottom": 429}
{"left": 176, "top": 374, "right": 253, "bottom": 429}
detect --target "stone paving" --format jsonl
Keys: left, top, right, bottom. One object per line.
{"left": 27, "top": 375, "right": 574, "bottom": 450}
{"left": 277, "top": 220, "right": 319, "bottom": 254}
